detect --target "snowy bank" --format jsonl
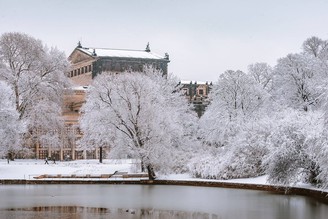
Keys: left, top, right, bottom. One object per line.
{"left": 0, "top": 159, "right": 138, "bottom": 180}
{"left": 0, "top": 159, "right": 327, "bottom": 199}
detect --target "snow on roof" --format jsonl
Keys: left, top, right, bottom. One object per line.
{"left": 78, "top": 47, "right": 166, "bottom": 60}
{"left": 180, "top": 80, "right": 210, "bottom": 85}
{"left": 73, "top": 86, "right": 89, "bottom": 91}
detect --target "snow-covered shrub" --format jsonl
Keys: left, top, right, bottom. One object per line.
{"left": 217, "top": 145, "right": 267, "bottom": 179}
{"left": 264, "top": 110, "right": 323, "bottom": 186}
{"left": 188, "top": 152, "right": 223, "bottom": 179}
{"left": 188, "top": 146, "right": 266, "bottom": 180}
{"left": 190, "top": 117, "right": 271, "bottom": 180}
{"left": 316, "top": 141, "right": 328, "bottom": 188}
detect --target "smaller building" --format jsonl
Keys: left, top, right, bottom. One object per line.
{"left": 180, "top": 81, "right": 212, "bottom": 117}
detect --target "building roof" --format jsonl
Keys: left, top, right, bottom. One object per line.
{"left": 77, "top": 47, "right": 166, "bottom": 60}
{"left": 180, "top": 80, "right": 212, "bottom": 85}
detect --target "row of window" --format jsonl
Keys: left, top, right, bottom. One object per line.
{"left": 101, "top": 62, "right": 144, "bottom": 72}
{"left": 183, "top": 88, "right": 206, "bottom": 96}
{"left": 38, "top": 150, "right": 82, "bottom": 160}
{"left": 69, "top": 65, "right": 92, "bottom": 77}
{"left": 65, "top": 125, "right": 82, "bottom": 135}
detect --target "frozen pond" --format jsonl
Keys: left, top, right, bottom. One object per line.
{"left": 0, "top": 184, "right": 327, "bottom": 219}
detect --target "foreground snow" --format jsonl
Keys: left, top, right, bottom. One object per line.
{"left": 0, "top": 159, "right": 138, "bottom": 180}
{"left": 0, "top": 159, "right": 269, "bottom": 184}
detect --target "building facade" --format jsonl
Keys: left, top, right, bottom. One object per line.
{"left": 67, "top": 42, "right": 169, "bottom": 86}
{"left": 180, "top": 81, "right": 212, "bottom": 117}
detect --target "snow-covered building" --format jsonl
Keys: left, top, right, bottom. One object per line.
{"left": 67, "top": 42, "right": 170, "bottom": 86}
{"left": 180, "top": 81, "right": 212, "bottom": 117}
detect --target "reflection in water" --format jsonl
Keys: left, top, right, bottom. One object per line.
{"left": 1, "top": 206, "right": 217, "bottom": 219}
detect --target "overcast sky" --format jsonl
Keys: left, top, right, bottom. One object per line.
{"left": 1, "top": 0, "right": 328, "bottom": 82}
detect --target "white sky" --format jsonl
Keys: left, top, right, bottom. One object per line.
{"left": 1, "top": 0, "right": 328, "bottom": 82}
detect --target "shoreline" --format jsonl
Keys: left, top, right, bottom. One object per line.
{"left": 1, "top": 179, "right": 327, "bottom": 202}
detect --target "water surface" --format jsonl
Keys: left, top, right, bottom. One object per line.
{"left": 0, "top": 184, "right": 327, "bottom": 219}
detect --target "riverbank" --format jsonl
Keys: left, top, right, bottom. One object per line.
{"left": 1, "top": 178, "right": 327, "bottom": 202}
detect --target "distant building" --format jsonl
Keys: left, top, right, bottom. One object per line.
{"left": 180, "top": 81, "right": 212, "bottom": 117}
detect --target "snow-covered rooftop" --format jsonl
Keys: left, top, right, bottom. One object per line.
{"left": 180, "top": 80, "right": 211, "bottom": 85}
{"left": 73, "top": 86, "right": 89, "bottom": 91}
{"left": 78, "top": 47, "right": 166, "bottom": 60}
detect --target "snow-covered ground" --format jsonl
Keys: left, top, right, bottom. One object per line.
{"left": 0, "top": 159, "right": 269, "bottom": 184}
{"left": 159, "top": 173, "right": 268, "bottom": 184}
{"left": 0, "top": 159, "right": 326, "bottom": 192}
{"left": 0, "top": 159, "right": 139, "bottom": 180}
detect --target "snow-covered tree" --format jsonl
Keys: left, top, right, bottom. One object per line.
{"left": 192, "top": 69, "right": 271, "bottom": 179}
{"left": 199, "top": 70, "right": 267, "bottom": 147}
{"left": 248, "top": 62, "right": 273, "bottom": 92}
{"left": 79, "top": 68, "right": 198, "bottom": 179}
{"left": 191, "top": 36, "right": 328, "bottom": 187}
{"left": 0, "top": 32, "right": 71, "bottom": 153}
{"left": 302, "top": 36, "right": 328, "bottom": 60}
{"left": 273, "top": 53, "right": 325, "bottom": 111}
{"left": 214, "top": 70, "right": 266, "bottom": 118}
{"left": 0, "top": 81, "right": 24, "bottom": 160}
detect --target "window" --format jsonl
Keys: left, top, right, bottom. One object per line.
{"left": 183, "top": 88, "right": 189, "bottom": 96}
{"left": 63, "top": 143, "right": 72, "bottom": 150}
{"left": 85, "top": 66, "right": 88, "bottom": 73}
{"left": 81, "top": 67, "right": 84, "bottom": 74}
{"left": 114, "top": 63, "right": 121, "bottom": 71}
{"left": 75, "top": 151, "right": 84, "bottom": 160}
{"left": 89, "top": 65, "right": 92, "bottom": 72}
{"left": 198, "top": 89, "right": 204, "bottom": 95}
{"left": 39, "top": 150, "right": 48, "bottom": 159}
{"left": 78, "top": 69, "right": 80, "bottom": 75}
{"left": 74, "top": 70, "right": 77, "bottom": 76}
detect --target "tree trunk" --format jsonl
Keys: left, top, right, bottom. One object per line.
{"left": 309, "top": 161, "right": 320, "bottom": 185}
{"left": 141, "top": 160, "right": 145, "bottom": 172}
{"left": 99, "top": 146, "right": 103, "bottom": 163}
{"left": 147, "top": 163, "right": 156, "bottom": 180}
